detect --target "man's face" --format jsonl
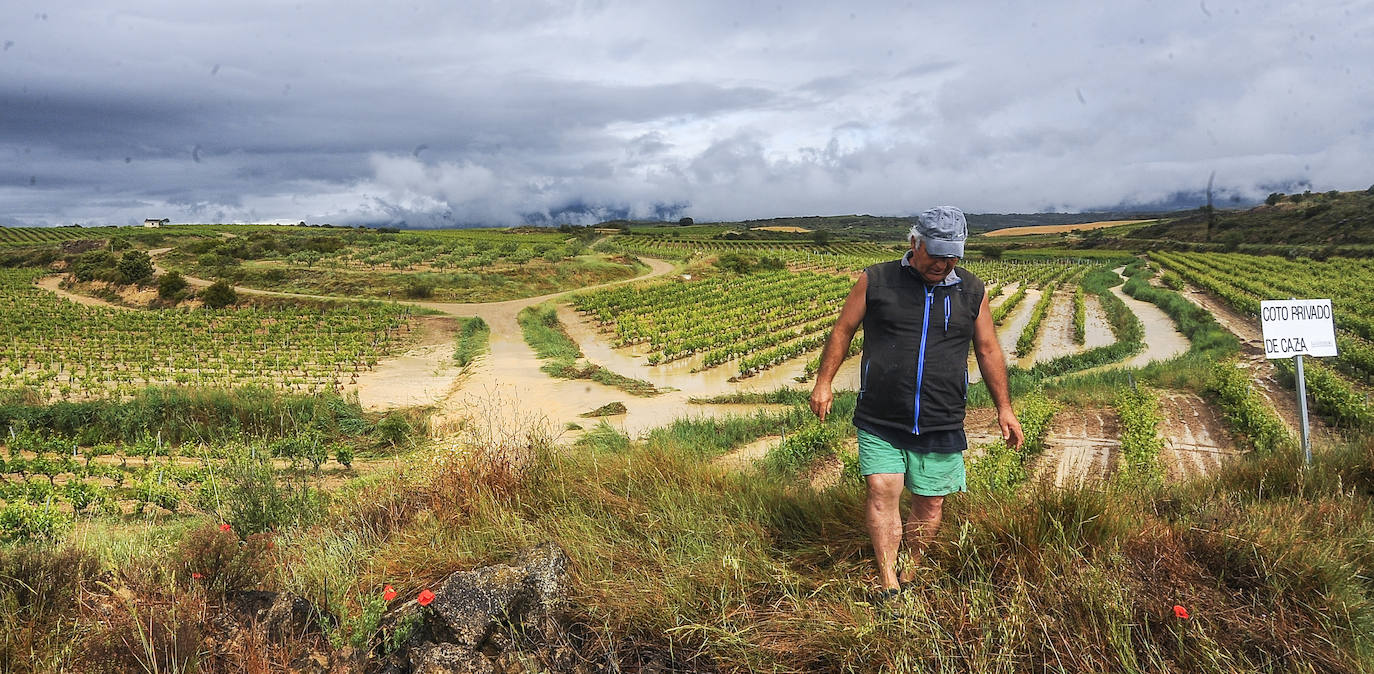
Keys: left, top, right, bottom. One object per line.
{"left": 911, "top": 239, "right": 959, "bottom": 284}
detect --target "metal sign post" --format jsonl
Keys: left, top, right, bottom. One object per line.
{"left": 1259, "top": 298, "right": 1336, "bottom": 467}
{"left": 1294, "top": 354, "right": 1311, "bottom": 465}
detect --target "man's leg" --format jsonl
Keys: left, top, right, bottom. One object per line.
{"left": 899, "top": 494, "right": 943, "bottom": 584}
{"left": 865, "top": 473, "right": 905, "bottom": 591}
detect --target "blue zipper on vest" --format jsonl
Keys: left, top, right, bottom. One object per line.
{"left": 944, "top": 295, "right": 950, "bottom": 333}
{"left": 913, "top": 286, "right": 932, "bottom": 433}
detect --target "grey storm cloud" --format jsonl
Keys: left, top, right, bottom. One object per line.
{"left": 1, "top": 1, "right": 1372, "bottom": 227}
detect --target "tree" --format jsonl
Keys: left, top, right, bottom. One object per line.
{"left": 678, "top": 217, "right": 694, "bottom": 226}
{"left": 157, "top": 271, "right": 188, "bottom": 300}
{"left": 1265, "top": 192, "right": 1284, "bottom": 206}
{"left": 116, "top": 250, "right": 154, "bottom": 283}
{"left": 200, "top": 280, "right": 238, "bottom": 309}
{"left": 810, "top": 230, "right": 832, "bottom": 246}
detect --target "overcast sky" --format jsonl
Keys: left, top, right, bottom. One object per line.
{"left": 2, "top": 1, "right": 1371, "bottom": 227}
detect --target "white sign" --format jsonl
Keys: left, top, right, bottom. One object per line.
{"left": 1260, "top": 299, "right": 1338, "bottom": 359}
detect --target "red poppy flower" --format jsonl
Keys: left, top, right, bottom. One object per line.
{"left": 220, "top": 523, "right": 232, "bottom": 532}
{"left": 417, "top": 589, "right": 436, "bottom": 606}
{"left": 383, "top": 585, "right": 397, "bottom": 601}
{"left": 1173, "top": 605, "right": 1190, "bottom": 619}
{"left": 192, "top": 572, "right": 203, "bottom": 580}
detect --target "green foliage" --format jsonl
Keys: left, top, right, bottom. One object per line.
{"left": 580, "top": 401, "right": 628, "bottom": 418}
{"left": 403, "top": 279, "right": 434, "bottom": 298}
{"left": 156, "top": 271, "right": 188, "bottom": 300}
{"left": 1071, "top": 285, "right": 1086, "bottom": 345}
{"left": 0, "top": 503, "right": 70, "bottom": 544}
{"left": 1276, "top": 358, "right": 1374, "bottom": 430}
{"left": 205, "top": 454, "right": 328, "bottom": 535}
{"left": 199, "top": 279, "right": 238, "bottom": 308}
{"left": 1113, "top": 385, "right": 1164, "bottom": 486}
{"left": 519, "top": 303, "right": 660, "bottom": 396}
{"left": 333, "top": 443, "right": 354, "bottom": 468}
{"left": 761, "top": 421, "right": 841, "bottom": 476}
{"left": 1205, "top": 361, "right": 1294, "bottom": 453}
{"left": 453, "top": 316, "right": 490, "bottom": 368}
{"left": 72, "top": 250, "right": 117, "bottom": 282}
{"left": 172, "top": 522, "right": 274, "bottom": 596}
{"left": 0, "top": 386, "right": 375, "bottom": 446}
{"left": 116, "top": 250, "right": 154, "bottom": 283}
{"left": 373, "top": 413, "right": 412, "bottom": 448}
{"left": 968, "top": 391, "right": 1057, "bottom": 493}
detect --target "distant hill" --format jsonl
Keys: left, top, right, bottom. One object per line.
{"left": 606, "top": 211, "right": 1176, "bottom": 242}
{"left": 1132, "top": 188, "right": 1374, "bottom": 247}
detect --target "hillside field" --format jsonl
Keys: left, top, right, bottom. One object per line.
{"left": 0, "top": 218, "right": 1371, "bottom": 673}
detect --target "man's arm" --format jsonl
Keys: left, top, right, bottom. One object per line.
{"left": 809, "top": 272, "right": 867, "bottom": 422}
{"left": 972, "top": 292, "right": 1025, "bottom": 449}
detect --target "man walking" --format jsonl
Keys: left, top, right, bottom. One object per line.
{"left": 809, "top": 206, "right": 1024, "bottom": 594}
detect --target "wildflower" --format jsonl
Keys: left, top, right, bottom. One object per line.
{"left": 417, "top": 589, "right": 436, "bottom": 606}
{"left": 220, "top": 523, "right": 232, "bottom": 533}
{"left": 1173, "top": 604, "right": 1190, "bottom": 619}
{"left": 383, "top": 585, "right": 397, "bottom": 601}
{"left": 192, "top": 572, "right": 203, "bottom": 580}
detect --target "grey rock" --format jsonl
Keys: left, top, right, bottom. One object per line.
{"left": 427, "top": 542, "right": 570, "bottom": 650}
{"left": 264, "top": 592, "right": 329, "bottom": 641}
{"left": 410, "top": 643, "right": 494, "bottom": 674}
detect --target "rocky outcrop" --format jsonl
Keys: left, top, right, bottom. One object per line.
{"left": 372, "top": 542, "right": 578, "bottom": 674}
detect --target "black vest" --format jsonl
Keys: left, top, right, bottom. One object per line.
{"left": 853, "top": 261, "right": 985, "bottom": 439}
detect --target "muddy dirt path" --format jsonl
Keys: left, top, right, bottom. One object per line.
{"left": 1175, "top": 284, "right": 1334, "bottom": 443}
{"left": 556, "top": 304, "right": 861, "bottom": 399}
{"left": 1082, "top": 296, "right": 1114, "bottom": 349}
{"left": 1157, "top": 391, "right": 1241, "bottom": 481}
{"left": 344, "top": 316, "right": 463, "bottom": 409}
{"left": 1110, "top": 268, "right": 1189, "bottom": 368}
{"left": 1030, "top": 408, "right": 1121, "bottom": 488}
{"left": 35, "top": 276, "right": 131, "bottom": 311}
{"left": 1026, "top": 290, "right": 1112, "bottom": 367}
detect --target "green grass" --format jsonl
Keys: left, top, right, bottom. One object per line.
{"left": 516, "top": 303, "right": 662, "bottom": 397}
{"left": 453, "top": 316, "right": 490, "bottom": 368}
{"left": 277, "top": 419, "right": 1374, "bottom": 672}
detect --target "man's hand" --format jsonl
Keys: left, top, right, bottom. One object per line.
{"left": 810, "top": 382, "right": 833, "bottom": 422}
{"left": 998, "top": 407, "right": 1025, "bottom": 450}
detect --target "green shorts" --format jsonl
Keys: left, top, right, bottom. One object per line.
{"left": 857, "top": 429, "right": 967, "bottom": 496}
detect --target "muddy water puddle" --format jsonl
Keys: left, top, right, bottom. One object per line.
{"left": 349, "top": 316, "right": 462, "bottom": 409}
{"left": 969, "top": 288, "right": 1039, "bottom": 383}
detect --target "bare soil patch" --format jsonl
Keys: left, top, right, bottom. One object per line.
{"left": 347, "top": 316, "right": 462, "bottom": 410}
{"left": 1030, "top": 408, "right": 1120, "bottom": 488}
{"left": 751, "top": 226, "right": 812, "bottom": 233}
{"left": 1027, "top": 291, "right": 1083, "bottom": 365}
{"left": 982, "top": 220, "right": 1152, "bottom": 237}
{"left": 1157, "top": 391, "right": 1242, "bottom": 482}
{"left": 712, "top": 435, "right": 781, "bottom": 471}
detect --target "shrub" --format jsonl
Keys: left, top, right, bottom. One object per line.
{"left": 200, "top": 279, "right": 238, "bottom": 308}
{"left": 373, "top": 413, "right": 412, "bottom": 448}
{"left": 0, "top": 503, "right": 71, "bottom": 544}
{"left": 72, "top": 250, "right": 117, "bottom": 282}
{"left": 156, "top": 271, "right": 188, "bottom": 299}
{"left": 172, "top": 522, "right": 275, "bottom": 596}
{"left": 763, "top": 421, "right": 841, "bottom": 475}
{"left": 333, "top": 443, "right": 354, "bottom": 468}
{"left": 116, "top": 250, "right": 154, "bottom": 283}
{"left": 206, "top": 455, "right": 328, "bottom": 535}
{"left": 404, "top": 279, "right": 434, "bottom": 299}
